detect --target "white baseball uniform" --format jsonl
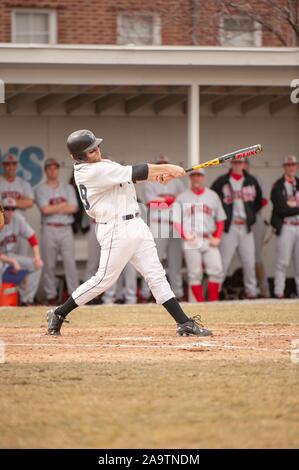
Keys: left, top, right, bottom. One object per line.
{"left": 71, "top": 159, "right": 174, "bottom": 306}
{"left": 250, "top": 173, "right": 269, "bottom": 297}
{"left": 220, "top": 176, "right": 258, "bottom": 297}
{"left": 141, "top": 179, "right": 185, "bottom": 299}
{"left": 0, "top": 212, "right": 41, "bottom": 304}
{"left": 174, "top": 188, "right": 226, "bottom": 286}
{"left": 0, "top": 175, "right": 34, "bottom": 216}
{"left": 0, "top": 175, "right": 35, "bottom": 256}
{"left": 35, "top": 182, "right": 79, "bottom": 300}
{"left": 274, "top": 179, "right": 299, "bottom": 296}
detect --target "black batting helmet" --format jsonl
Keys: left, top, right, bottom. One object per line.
{"left": 66, "top": 129, "right": 103, "bottom": 162}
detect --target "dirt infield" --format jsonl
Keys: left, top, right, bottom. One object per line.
{"left": 0, "top": 300, "right": 299, "bottom": 448}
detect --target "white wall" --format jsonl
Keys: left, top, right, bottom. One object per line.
{"left": 0, "top": 106, "right": 298, "bottom": 279}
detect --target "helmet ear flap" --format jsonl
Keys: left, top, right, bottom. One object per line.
{"left": 72, "top": 153, "right": 88, "bottom": 163}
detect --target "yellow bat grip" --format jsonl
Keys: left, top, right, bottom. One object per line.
{"left": 190, "top": 158, "right": 220, "bottom": 171}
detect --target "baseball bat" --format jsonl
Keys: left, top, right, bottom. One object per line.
{"left": 185, "top": 144, "right": 263, "bottom": 173}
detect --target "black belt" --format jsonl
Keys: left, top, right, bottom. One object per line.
{"left": 122, "top": 212, "right": 140, "bottom": 221}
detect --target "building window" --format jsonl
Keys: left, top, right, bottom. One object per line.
{"left": 117, "top": 13, "right": 161, "bottom": 45}
{"left": 12, "top": 9, "right": 57, "bottom": 44}
{"left": 221, "top": 16, "right": 262, "bottom": 47}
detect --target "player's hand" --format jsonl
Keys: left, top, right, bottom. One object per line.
{"left": 209, "top": 236, "right": 221, "bottom": 247}
{"left": 184, "top": 233, "right": 198, "bottom": 245}
{"left": 11, "top": 259, "right": 21, "bottom": 272}
{"left": 57, "top": 202, "right": 68, "bottom": 212}
{"left": 165, "top": 164, "right": 186, "bottom": 179}
{"left": 156, "top": 174, "right": 173, "bottom": 184}
{"left": 33, "top": 257, "right": 44, "bottom": 269}
{"left": 287, "top": 200, "right": 297, "bottom": 208}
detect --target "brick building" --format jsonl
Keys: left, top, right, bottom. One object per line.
{"left": 0, "top": 0, "right": 297, "bottom": 47}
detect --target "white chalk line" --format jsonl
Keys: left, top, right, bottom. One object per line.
{"left": 3, "top": 340, "right": 291, "bottom": 353}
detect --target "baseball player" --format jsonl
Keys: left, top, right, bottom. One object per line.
{"left": 141, "top": 154, "right": 186, "bottom": 300}
{"left": 0, "top": 154, "right": 34, "bottom": 213}
{"left": 211, "top": 158, "right": 262, "bottom": 298}
{"left": 244, "top": 159, "right": 270, "bottom": 298}
{"left": 47, "top": 129, "right": 212, "bottom": 337}
{"left": 173, "top": 168, "right": 226, "bottom": 301}
{"left": 271, "top": 154, "right": 299, "bottom": 298}
{"left": 0, "top": 154, "right": 35, "bottom": 255}
{"left": 35, "top": 158, "right": 79, "bottom": 305}
{"left": 0, "top": 197, "right": 43, "bottom": 305}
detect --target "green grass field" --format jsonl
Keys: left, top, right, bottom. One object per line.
{"left": 0, "top": 301, "right": 299, "bottom": 448}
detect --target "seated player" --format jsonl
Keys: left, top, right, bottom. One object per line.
{"left": 0, "top": 198, "right": 43, "bottom": 306}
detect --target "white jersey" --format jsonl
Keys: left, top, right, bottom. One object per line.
{"left": 0, "top": 176, "right": 34, "bottom": 216}
{"left": 175, "top": 188, "right": 226, "bottom": 238}
{"left": 73, "top": 159, "right": 139, "bottom": 223}
{"left": 35, "top": 182, "right": 77, "bottom": 225}
{"left": 229, "top": 176, "right": 246, "bottom": 221}
{"left": 0, "top": 212, "right": 34, "bottom": 254}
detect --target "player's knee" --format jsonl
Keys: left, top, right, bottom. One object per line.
{"left": 207, "top": 266, "right": 224, "bottom": 283}
{"left": 188, "top": 272, "right": 202, "bottom": 285}
{"left": 275, "top": 261, "right": 288, "bottom": 272}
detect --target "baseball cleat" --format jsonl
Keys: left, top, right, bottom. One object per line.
{"left": 177, "top": 315, "right": 213, "bottom": 337}
{"left": 47, "top": 308, "right": 68, "bottom": 336}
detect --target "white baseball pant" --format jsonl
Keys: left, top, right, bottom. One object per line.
{"left": 274, "top": 224, "right": 299, "bottom": 296}
{"left": 72, "top": 217, "right": 174, "bottom": 306}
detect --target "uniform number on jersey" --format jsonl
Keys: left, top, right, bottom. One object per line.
{"left": 79, "top": 184, "right": 90, "bottom": 210}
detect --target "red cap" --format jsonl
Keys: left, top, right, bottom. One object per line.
{"left": 283, "top": 154, "right": 298, "bottom": 165}
{"left": 155, "top": 154, "right": 169, "bottom": 164}
{"left": 44, "top": 158, "right": 60, "bottom": 169}
{"left": 3, "top": 154, "right": 18, "bottom": 164}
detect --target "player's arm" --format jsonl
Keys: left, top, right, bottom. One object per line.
{"left": 0, "top": 253, "right": 21, "bottom": 271}
{"left": 271, "top": 184, "right": 299, "bottom": 217}
{"left": 132, "top": 163, "right": 185, "bottom": 183}
{"left": 57, "top": 203, "right": 78, "bottom": 214}
{"left": 58, "top": 186, "right": 79, "bottom": 214}
{"left": 40, "top": 203, "right": 67, "bottom": 215}
{"left": 15, "top": 197, "right": 34, "bottom": 209}
{"left": 31, "top": 243, "right": 43, "bottom": 269}
{"left": 17, "top": 181, "right": 35, "bottom": 209}
{"left": 0, "top": 204, "right": 5, "bottom": 230}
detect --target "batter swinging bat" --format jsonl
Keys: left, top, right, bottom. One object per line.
{"left": 185, "top": 144, "right": 263, "bottom": 173}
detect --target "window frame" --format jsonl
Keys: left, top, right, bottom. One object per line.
{"left": 220, "top": 15, "right": 262, "bottom": 47}
{"left": 117, "top": 11, "right": 161, "bottom": 46}
{"left": 11, "top": 8, "right": 57, "bottom": 45}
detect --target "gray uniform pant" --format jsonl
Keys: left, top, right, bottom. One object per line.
{"left": 220, "top": 224, "right": 257, "bottom": 297}
{"left": 5, "top": 254, "right": 41, "bottom": 303}
{"left": 184, "top": 240, "right": 224, "bottom": 285}
{"left": 274, "top": 224, "right": 299, "bottom": 296}
{"left": 252, "top": 212, "right": 269, "bottom": 296}
{"left": 41, "top": 225, "right": 79, "bottom": 300}
{"left": 84, "top": 223, "right": 101, "bottom": 281}
{"left": 102, "top": 263, "right": 137, "bottom": 304}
